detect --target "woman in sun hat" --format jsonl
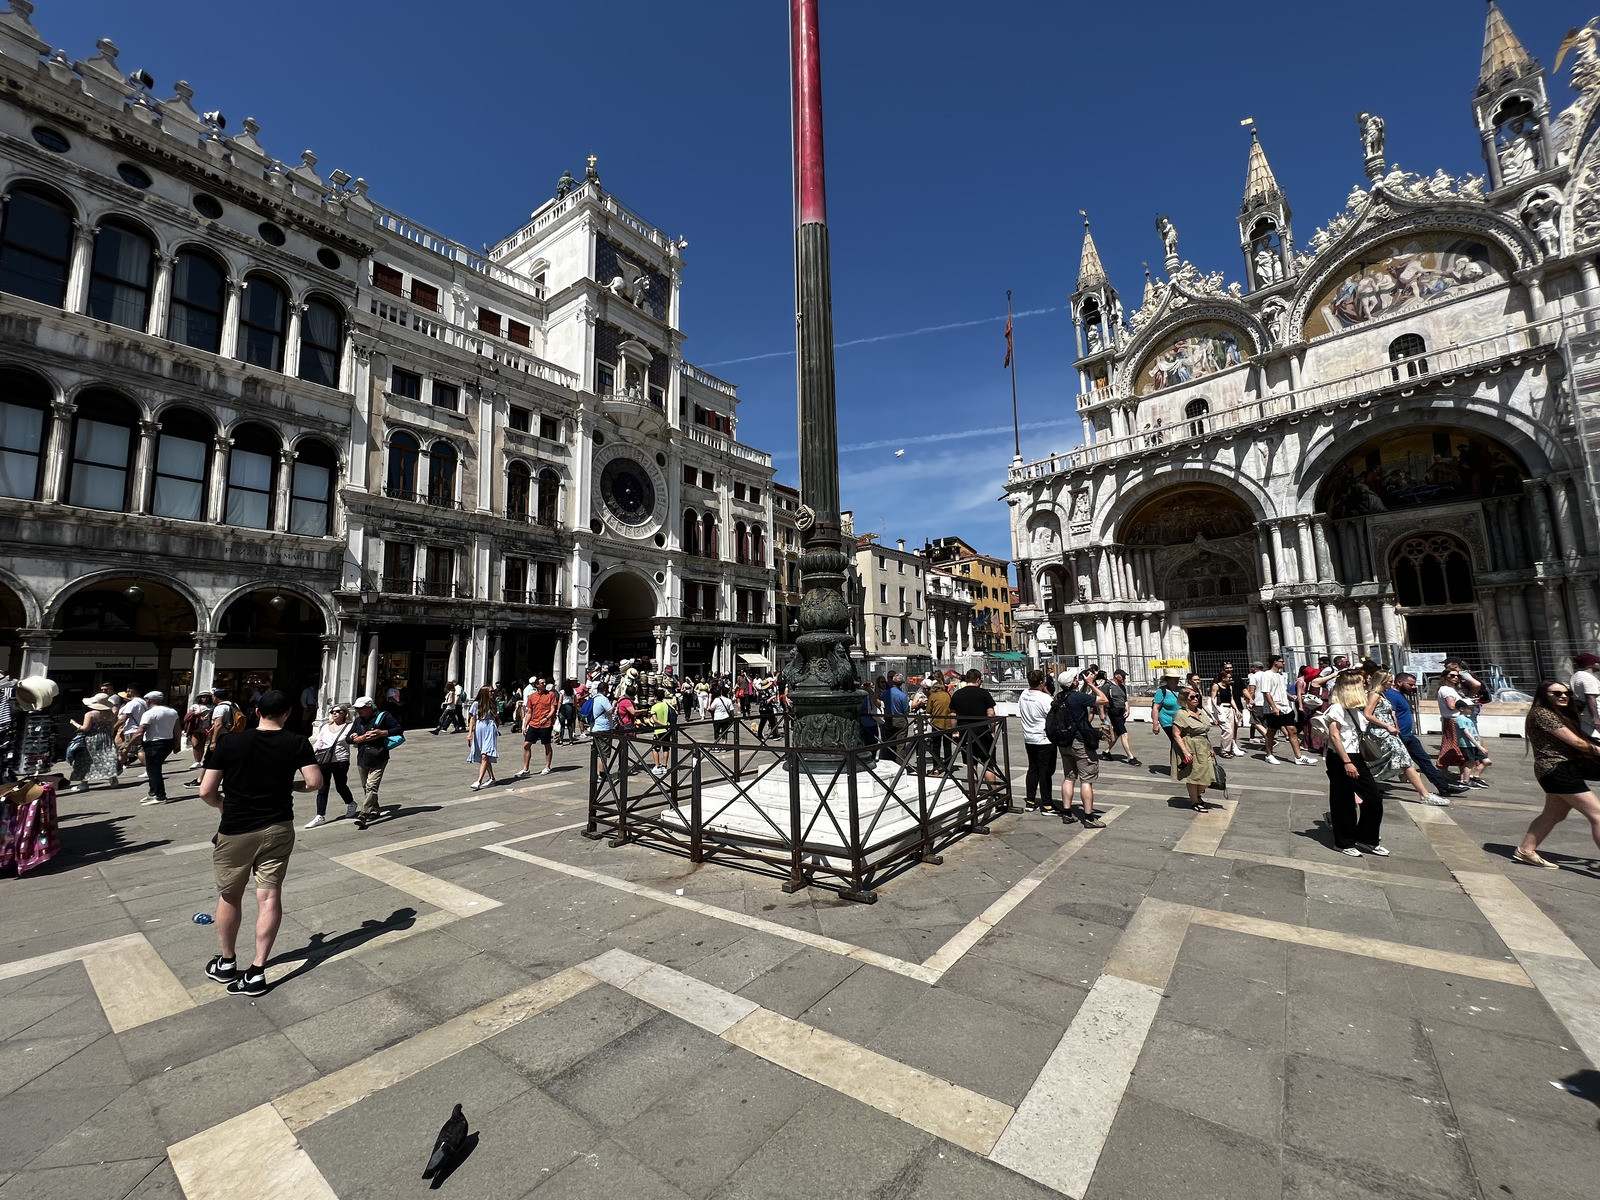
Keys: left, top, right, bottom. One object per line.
{"left": 66, "top": 693, "right": 121, "bottom": 792}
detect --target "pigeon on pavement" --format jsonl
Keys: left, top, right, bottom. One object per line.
{"left": 423, "top": 1104, "right": 468, "bottom": 1178}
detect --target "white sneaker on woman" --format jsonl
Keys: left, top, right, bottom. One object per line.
{"left": 303, "top": 814, "right": 326, "bottom": 829}
{"left": 1264, "top": 754, "right": 1282, "bottom": 765}
{"left": 1357, "top": 843, "right": 1390, "bottom": 856}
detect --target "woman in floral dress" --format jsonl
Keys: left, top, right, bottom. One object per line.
{"left": 1362, "top": 671, "right": 1450, "bottom": 804}
{"left": 66, "top": 694, "right": 121, "bottom": 792}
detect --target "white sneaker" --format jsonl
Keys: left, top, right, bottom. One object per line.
{"left": 470, "top": 781, "right": 483, "bottom": 791}
{"left": 1418, "top": 793, "right": 1450, "bottom": 806}
{"left": 540, "top": 766, "right": 552, "bottom": 776}
{"left": 303, "top": 814, "right": 326, "bottom": 829}
{"left": 1265, "top": 755, "right": 1282, "bottom": 765}
{"left": 513, "top": 769, "right": 530, "bottom": 780}
{"left": 1297, "top": 754, "right": 1317, "bottom": 765}
{"left": 139, "top": 794, "right": 163, "bottom": 805}
{"left": 1358, "top": 843, "right": 1390, "bottom": 856}
{"left": 1339, "top": 846, "right": 1362, "bottom": 857}
{"left": 343, "top": 803, "right": 358, "bottom": 820}
{"left": 1231, "top": 748, "right": 1247, "bottom": 757}
{"left": 133, "top": 772, "right": 147, "bottom": 781}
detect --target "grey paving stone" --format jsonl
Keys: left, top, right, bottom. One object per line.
{"left": 543, "top": 1013, "right": 734, "bottom": 1130}
{"left": 1285, "top": 992, "right": 1436, "bottom": 1082}
{"left": 1160, "top": 963, "right": 1287, "bottom": 1050}
{"left": 24, "top": 1086, "right": 167, "bottom": 1169}
{"left": 281, "top": 985, "right": 441, "bottom": 1073}
{"left": 0, "top": 965, "right": 79, "bottom": 1001}
{"left": 1128, "top": 1017, "right": 1284, "bottom": 1143}
{"left": 117, "top": 991, "right": 278, "bottom": 1079}
{"left": 733, "top": 946, "right": 861, "bottom": 1018}
{"left": 1424, "top": 1023, "right": 1597, "bottom": 1129}
{"left": 1449, "top": 1099, "right": 1600, "bottom": 1200}
{"left": 1300, "top": 876, "right": 1391, "bottom": 911}
{"left": 392, "top": 950, "right": 535, "bottom": 1021}
{"left": 1286, "top": 944, "right": 1411, "bottom": 1010}
{"left": 1402, "top": 965, "right": 1572, "bottom": 1042}
{"left": 614, "top": 1049, "right": 819, "bottom": 1197}
{"left": 933, "top": 949, "right": 1089, "bottom": 1028}
{"left": 704, "top": 1087, "right": 930, "bottom": 1200}
{"left": 0, "top": 1158, "right": 164, "bottom": 1200}
{"left": 1145, "top": 855, "right": 1234, "bottom": 907}
{"left": 1281, "top": 1146, "right": 1459, "bottom": 1199}
{"left": 0, "top": 1086, "right": 120, "bottom": 1173}
{"left": 139, "top": 1031, "right": 319, "bottom": 1143}
{"left": 602, "top": 907, "right": 753, "bottom": 972}
{"left": 0, "top": 1035, "right": 102, "bottom": 1097}
{"left": 485, "top": 983, "right": 658, "bottom": 1085}
{"left": 887, "top": 1142, "right": 1062, "bottom": 1199}
{"left": 867, "top": 986, "right": 1062, "bottom": 1106}
{"left": 795, "top": 963, "right": 931, "bottom": 1045}
{"left": 525, "top": 1138, "right": 696, "bottom": 1200}
{"left": 1380, "top": 883, "right": 1481, "bottom": 921}
{"left": 0, "top": 993, "right": 79, "bottom": 1042}
{"left": 121, "top": 1160, "right": 183, "bottom": 1198}
{"left": 679, "top": 932, "right": 800, "bottom": 995}
{"left": 967, "top": 921, "right": 1118, "bottom": 990}
{"left": 1214, "top": 879, "right": 1307, "bottom": 924}
{"left": 1173, "top": 922, "right": 1287, "bottom": 986}
{"left": 1388, "top": 911, "right": 1512, "bottom": 961}
{"left": 15, "top": 1033, "right": 134, "bottom": 1093}
{"left": 1085, "top": 1095, "right": 1281, "bottom": 1200}
{"left": 249, "top": 955, "right": 391, "bottom": 1028}
{"left": 1301, "top": 898, "right": 1404, "bottom": 941}
{"left": 1282, "top": 1053, "right": 1475, "bottom": 1198}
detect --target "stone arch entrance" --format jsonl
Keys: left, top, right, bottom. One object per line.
{"left": 591, "top": 571, "right": 658, "bottom": 663}
{"left": 49, "top": 577, "right": 199, "bottom": 710}
{"left": 214, "top": 589, "right": 329, "bottom": 728}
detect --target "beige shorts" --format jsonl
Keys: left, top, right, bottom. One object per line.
{"left": 213, "top": 822, "right": 295, "bottom": 894}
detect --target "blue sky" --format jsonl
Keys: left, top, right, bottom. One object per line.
{"left": 42, "top": 0, "right": 1574, "bottom": 561}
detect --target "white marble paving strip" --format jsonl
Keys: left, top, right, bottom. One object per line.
{"left": 484, "top": 842, "right": 940, "bottom": 983}
{"left": 82, "top": 936, "right": 196, "bottom": 1032}
{"left": 273, "top": 966, "right": 599, "bottom": 1132}
{"left": 620, "top": 961, "right": 761, "bottom": 1035}
{"left": 484, "top": 820, "right": 592, "bottom": 846}
{"left": 169, "top": 1103, "right": 339, "bottom": 1200}
{"left": 160, "top": 840, "right": 213, "bottom": 855}
{"left": 990, "top": 972, "right": 1165, "bottom": 1198}
{"left": 1516, "top": 950, "right": 1600, "bottom": 1067}
{"left": 1190, "top": 907, "right": 1532, "bottom": 987}
{"left": 331, "top": 822, "right": 504, "bottom": 918}
{"left": 1171, "top": 799, "right": 1237, "bottom": 856}
{"left": 1101, "top": 897, "right": 1195, "bottom": 990}
{"left": 1453, "top": 870, "right": 1589, "bottom": 959}
{"left": 920, "top": 806, "right": 1126, "bottom": 977}
{"left": 0, "top": 931, "right": 145, "bottom": 981}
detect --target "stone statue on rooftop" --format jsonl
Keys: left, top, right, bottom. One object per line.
{"left": 1358, "top": 112, "right": 1384, "bottom": 160}
{"left": 556, "top": 170, "right": 576, "bottom": 199}
{"left": 1157, "top": 215, "right": 1179, "bottom": 262}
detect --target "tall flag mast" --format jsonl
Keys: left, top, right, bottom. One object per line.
{"left": 1005, "top": 290, "right": 1020, "bottom": 461}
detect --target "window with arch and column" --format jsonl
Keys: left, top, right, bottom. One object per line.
{"left": 298, "top": 296, "right": 344, "bottom": 388}
{"left": 151, "top": 407, "right": 213, "bottom": 521}
{"left": 702, "top": 511, "right": 719, "bottom": 559}
{"left": 239, "top": 273, "right": 288, "bottom": 370}
{"left": 386, "top": 431, "right": 420, "bottom": 499}
{"left": 1184, "top": 397, "right": 1209, "bottom": 439}
{"left": 1391, "top": 533, "right": 1474, "bottom": 609}
{"left": 225, "top": 423, "right": 280, "bottom": 529}
{"left": 0, "top": 367, "right": 51, "bottom": 501}
{"left": 67, "top": 389, "right": 140, "bottom": 511}
{"left": 682, "top": 509, "right": 702, "bottom": 556}
{"left": 289, "top": 439, "right": 337, "bottom": 536}
{"left": 168, "top": 248, "right": 226, "bottom": 352}
{"left": 535, "top": 467, "right": 559, "bottom": 526}
{"left": 734, "top": 521, "right": 749, "bottom": 565}
{"left": 426, "top": 440, "right": 457, "bottom": 507}
{"left": 506, "top": 460, "right": 531, "bottom": 519}
{"left": 87, "top": 220, "right": 154, "bottom": 330}
{"left": 1388, "top": 333, "right": 1428, "bottom": 381}
{"left": 0, "top": 184, "right": 73, "bottom": 307}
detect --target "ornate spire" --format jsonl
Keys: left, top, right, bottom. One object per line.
{"left": 1479, "top": 2, "right": 1535, "bottom": 92}
{"left": 1076, "top": 215, "right": 1107, "bottom": 290}
{"left": 1241, "top": 126, "right": 1281, "bottom": 213}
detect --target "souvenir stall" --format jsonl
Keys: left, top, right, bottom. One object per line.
{"left": 0, "top": 675, "right": 62, "bottom": 876}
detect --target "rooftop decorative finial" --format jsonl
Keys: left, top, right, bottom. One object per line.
{"left": 1480, "top": 1, "right": 1535, "bottom": 94}
{"left": 1075, "top": 212, "right": 1107, "bottom": 291}
{"left": 1241, "top": 121, "right": 1282, "bottom": 212}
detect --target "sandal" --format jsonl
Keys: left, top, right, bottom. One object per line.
{"left": 1511, "top": 850, "right": 1560, "bottom": 870}
{"left": 1190, "top": 801, "right": 1209, "bottom": 812}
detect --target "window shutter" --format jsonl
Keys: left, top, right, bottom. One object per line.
{"left": 373, "top": 264, "right": 404, "bottom": 296}
{"left": 477, "top": 307, "right": 502, "bottom": 336}
{"left": 508, "top": 320, "right": 530, "bottom": 346}
{"left": 410, "top": 280, "right": 439, "bottom": 310}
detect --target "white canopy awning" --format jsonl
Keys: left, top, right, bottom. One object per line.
{"left": 738, "top": 653, "right": 772, "bottom": 668}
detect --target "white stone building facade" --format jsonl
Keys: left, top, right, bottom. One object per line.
{"left": 0, "top": 2, "right": 776, "bottom": 725}
{"left": 1007, "top": 6, "right": 1600, "bottom": 689}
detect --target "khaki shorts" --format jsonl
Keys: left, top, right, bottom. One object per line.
{"left": 213, "top": 822, "right": 295, "bottom": 894}
{"left": 1061, "top": 739, "right": 1100, "bottom": 783}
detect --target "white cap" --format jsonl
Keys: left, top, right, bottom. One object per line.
{"left": 1057, "top": 670, "right": 1079, "bottom": 688}
{"left": 354, "top": 695, "right": 376, "bottom": 708}
{"left": 144, "top": 690, "right": 164, "bottom": 702}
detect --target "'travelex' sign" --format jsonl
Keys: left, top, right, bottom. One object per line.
{"left": 50, "top": 655, "right": 158, "bottom": 671}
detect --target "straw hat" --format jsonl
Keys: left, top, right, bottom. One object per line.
{"left": 82, "top": 692, "right": 113, "bottom": 711}
{"left": 15, "top": 676, "right": 57, "bottom": 711}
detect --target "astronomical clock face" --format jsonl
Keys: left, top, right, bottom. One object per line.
{"left": 600, "top": 457, "right": 655, "bottom": 526}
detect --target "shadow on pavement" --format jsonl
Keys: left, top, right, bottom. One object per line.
{"left": 34, "top": 814, "right": 171, "bottom": 872}
{"left": 428, "top": 1131, "right": 479, "bottom": 1189}
{"left": 266, "top": 906, "right": 419, "bottom": 987}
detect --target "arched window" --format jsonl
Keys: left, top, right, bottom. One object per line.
{"left": 1389, "top": 334, "right": 1428, "bottom": 381}
{"left": 87, "top": 220, "right": 153, "bottom": 330}
{"left": 426, "top": 440, "right": 457, "bottom": 507}
{"left": 0, "top": 185, "right": 73, "bottom": 307}
{"left": 682, "top": 509, "right": 701, "bottom": 556}
{"left": 0, "top": 368, "right": 51, "bottom": 500}
{"left": 1184, "top": 397, "right": 1209, "bottom": 439}
{"left": 506, "top": 461, "right": 531, "bottom": 519}
{"left": 239, "top": 273, "right": 287, "bottom": 370}
{"left": 226, "top": 423, "right": 279, "bottom": 528}
{"left": 536, "top": 468, "right": 559, "bottom": 526}
{"left": 169, "top": 249, "right": 226, "bottom": 352}
{"left": 290, "top": 439, "right": 337, "bottom": 535}
{"left": 67, "top": 389, "right": 139, "bottom": 510}
{"left": 387, "top": 431, "right": 420, "bottom": 499}
{"left": 734, "top": 521, "right": 749, "bottom": 565}
{"left": 152, "top": 407, "right": 213, "bottom": 521}
{"left": 299, "top": 296, "right": 344, "bottom": 388}
{"left": 702, "top": 511, "right": 719, "bottom": 559}
{"left": 1392, "top": 533, "right": 1474, "bottom": 608}
{"left": 751, "top": 524, "right": 765, "bottom": 566}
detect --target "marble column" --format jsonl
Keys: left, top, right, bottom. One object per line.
{"left": 1497, "top": 502, "right": 1524, "bottom": 570}
{"left": 1114, "top": 616, "right": 1130, "bottom": 664}
{"left": 1268, "top": 522, "right": 1288, "bottom": 586}
{"left": 363, "top": 632, "right": 381, "bottom": 698}
{"left": 219, "top": 277, "right": 243, "bottom": 360}
{"left": 1295, "top": 519, "right": 1317, "bottom": 585}
{"left": 1071, "top": 618, "right": 1086, "bottom": 659}
{"left": 1278, "top": 603, "right": 1296, "bottom": 654}
{"left": 16, "top": 628, "right": 56, "bottom": 679}
{"left": 1572, "top": 579, "right": 1600, "bottom": 645}
{"left": 42, "top": 399, "right": 74, "bottom": 504}
{"left": 1548, "top": 477, "right": 1581, "bottom": 561}
{"left": 192, "top": 632, "right": 221, "bottom": 699}
{"left": 1321, "top": 600, "right": 1343, "bottom": 654}
{"left": 1379, "top": 601, "right": 1399, "bottom": 648}
{"left": 145, "top": 254, "right": 174, "bottom": 338}
{"left": 284, "top": 302, "right": 305, "bottom": 380}
{"left": 65, "top": 221, "right": 95, "bottom": 314}
{"left": 447, "top": 630, "right": 463, "bottom": 686}
{"left": 1139, "top": 617, "right": 1153, "bottom": 665}
{"left": 1479, "top": 591, "right": 1505, "bottom": 649}
{"left": 1356, "top": 602, "right": 1375, "bottom": 652}
{"left": 316, "top": 635, "right": 338, "bottom": 724}
{"left": 273, "top": 448, "right": 296, "bottom": 532}
{"left": 207, "top": 435, "right": 232, "bottom": 523}
{"left": 490, "top": 632, "right": 505, "bottom": 688}
{"left": 1303, "top": 600, "right": 1327, "bottom": 656}
{"left": 132, "top": 420, "right": 160, "bottom": 515}
{"left": 1256, "top": 528, "right": 1274, "bottom": 588}
{"left": 1509, "top": 586, "right": 1534, "bottom": 646}
{"left": 1528, "top": 482, "right": 1559, "bottom": 562}
{"left": 1541, "top": 575, "right": 1572, "bottom": 669}
{"left": 1311, "top": 519, "right": 1336, "bottom": 583}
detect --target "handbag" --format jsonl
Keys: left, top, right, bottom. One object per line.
{"left": 64, "top": 733, "right": 85, "bottom": 762}
{"left": 385, "top": 731, "right": 406, "bottom": 750}
{"left": 1209, "top": 758, "right": 1228, "bottom": 792}
{"left": 1356, "top": 716, "right": 1386, "bottom": 765}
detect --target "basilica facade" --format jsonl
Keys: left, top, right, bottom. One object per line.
{"left": 0, "top": 1, "right": 776, "bottom": 725}
{"left": 1007, "top": 5, "right": 1600, "bottom": 690}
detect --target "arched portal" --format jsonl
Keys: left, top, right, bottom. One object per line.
{"left": 214, "top": 589, "right": 328, "bottom": 729}
{"left": 50, "top": 577, "right": 198, "bottom": 710}
{"left": 1316, "top": 425, "right": 1527, "bottom": 519}
{"left": 1121, "top": 484, "right": 1255, "bottom": 546}
{"left": 591, "top": 571, "right": 658, "bottom": 663}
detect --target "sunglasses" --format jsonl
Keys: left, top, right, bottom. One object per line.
{"left": 1548, "top": 689, "right": 1572, "bottom": 698}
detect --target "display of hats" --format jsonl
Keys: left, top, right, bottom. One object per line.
{"left": 14, "top": 676, "right": 58, "bottom": 711}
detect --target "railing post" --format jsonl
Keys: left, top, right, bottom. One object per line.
{"left": 583, "top": 733, "right": 601, "bottom": 838}
{"left": 916, "top": 714, "right": 940, "bottom": 865}
{"left": 690, "top": 749, "right": 703, "bottom": 863}
{"left": 733, "top": 707, "right": 742, "bottom": 780}
{"left": 610, "top": 732, "right": 631, "bottom": 847}
{"left": 842, "top": 760, "right": 875, "bottom": 903}
{"left": 783, "top": 745, "right": 806, "bottom": 894}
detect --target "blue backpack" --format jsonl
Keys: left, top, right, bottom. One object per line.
{"left": 579, "top": 696, "right": 595, "bottom": 721}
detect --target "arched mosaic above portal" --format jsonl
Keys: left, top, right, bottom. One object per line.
{"left": 1317, "top": 425, "right": 1527, "bottom": 519}
{"left": 1121, "top": 484, "right": 1255, "bottom": 546}
{"left": 1133, "top": 322, "right": 1249, "bottom": 395}
{"left": 1303, "top": 235, "right": 1510, "bottom": 339}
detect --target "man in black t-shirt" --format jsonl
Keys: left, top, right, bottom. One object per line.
{"left": 949, "top": 669, "right": 999, "bottom": 782}
{"left": 198, "top": 689, "right": 321, "bottom": 996}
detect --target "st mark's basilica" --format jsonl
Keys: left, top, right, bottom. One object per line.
{"left": 1007, "top": 4, "right": 1600, "bottom": 690}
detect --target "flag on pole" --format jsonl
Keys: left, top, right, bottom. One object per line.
{"left": 1003, "top": 310, "right": 1013, "bottom": 369}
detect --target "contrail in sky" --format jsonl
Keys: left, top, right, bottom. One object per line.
{"left": 840, "top": 416, "right": 1078, "bottom": 454}
{"left": 702, "top": 306, "right": 1060, "bottom": 367}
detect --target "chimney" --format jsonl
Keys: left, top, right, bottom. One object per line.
{"left": 897, "top": 539, "right": 905, "bottom": 551}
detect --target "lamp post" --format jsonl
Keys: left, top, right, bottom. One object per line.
{"left": 786, "top": 0, "right": 860, "bottom": 752}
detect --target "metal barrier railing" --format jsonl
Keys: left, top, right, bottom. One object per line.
{"left": 583, "top": 715, "right": 1012, "bottom": 902}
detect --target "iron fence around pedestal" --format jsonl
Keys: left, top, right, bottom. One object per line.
{"left": 582, "top": 714, "right": 1013, "bottom": 902}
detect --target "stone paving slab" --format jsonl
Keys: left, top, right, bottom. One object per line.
{"left": 2, "top": 726, "right": 1600, "bottom": 1197}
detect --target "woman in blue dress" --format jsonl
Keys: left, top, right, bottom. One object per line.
{"left": 468, "top": 685, "right": 499, "bottom": 790}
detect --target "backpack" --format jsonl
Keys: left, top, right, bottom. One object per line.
{"left": 214, "top": 702, "right": 244, "bottom": 734}
{"left": 580, "top": 697, "right": 595, "bottom": 721}
{"left": 1046, "top": 691, "right": 1096, "bottom": 747}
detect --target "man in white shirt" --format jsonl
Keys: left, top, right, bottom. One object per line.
{"left": 117, "top": 690, "right": 149, "bottom": 777}
{"left": 1571, "top": 653, "right": 1600, "bottom": 738}
{"left": 1017, "top": 669, "right": 1057, "bottom": 813}
{"left": 137, "top": 691, "right": 180, "bottom": 805}
{"left": 1255, "top": 654, "right": 1315, "bottom": 766}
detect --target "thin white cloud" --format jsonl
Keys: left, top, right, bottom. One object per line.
{"left": 841, "top": 417, "right": 1079, "bottom": 454}
{"left": 701, "top": 306, "right": 1060, "bottom": 367}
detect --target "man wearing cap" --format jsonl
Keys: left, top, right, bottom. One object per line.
{"left": 1571, "top": 653, "right": 1600, "bottom": 739}
{"left": 136, "top": 691, "right": 180, "bottom": 804}
{"left": 517, "top": 679, "right": 558, "bottom": 777}
{"left": 347, "top": 696, "right": 401, "bottom": 829}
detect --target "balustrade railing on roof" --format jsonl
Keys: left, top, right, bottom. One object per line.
{"left": 681, "top": 362, "right": 739, "bottom": 397}
{"left": 1013, "top": 318, "right": 1560, "bottom": 482}
{"left": 367, "top": 296, "right": 580, "bottom": 389}
{"left": 372, "top": 202, "right": 544, "bottom": 299}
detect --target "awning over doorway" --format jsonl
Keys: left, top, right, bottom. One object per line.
{"left": 738, "top": 653, "right": 772, "bottom": 668}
